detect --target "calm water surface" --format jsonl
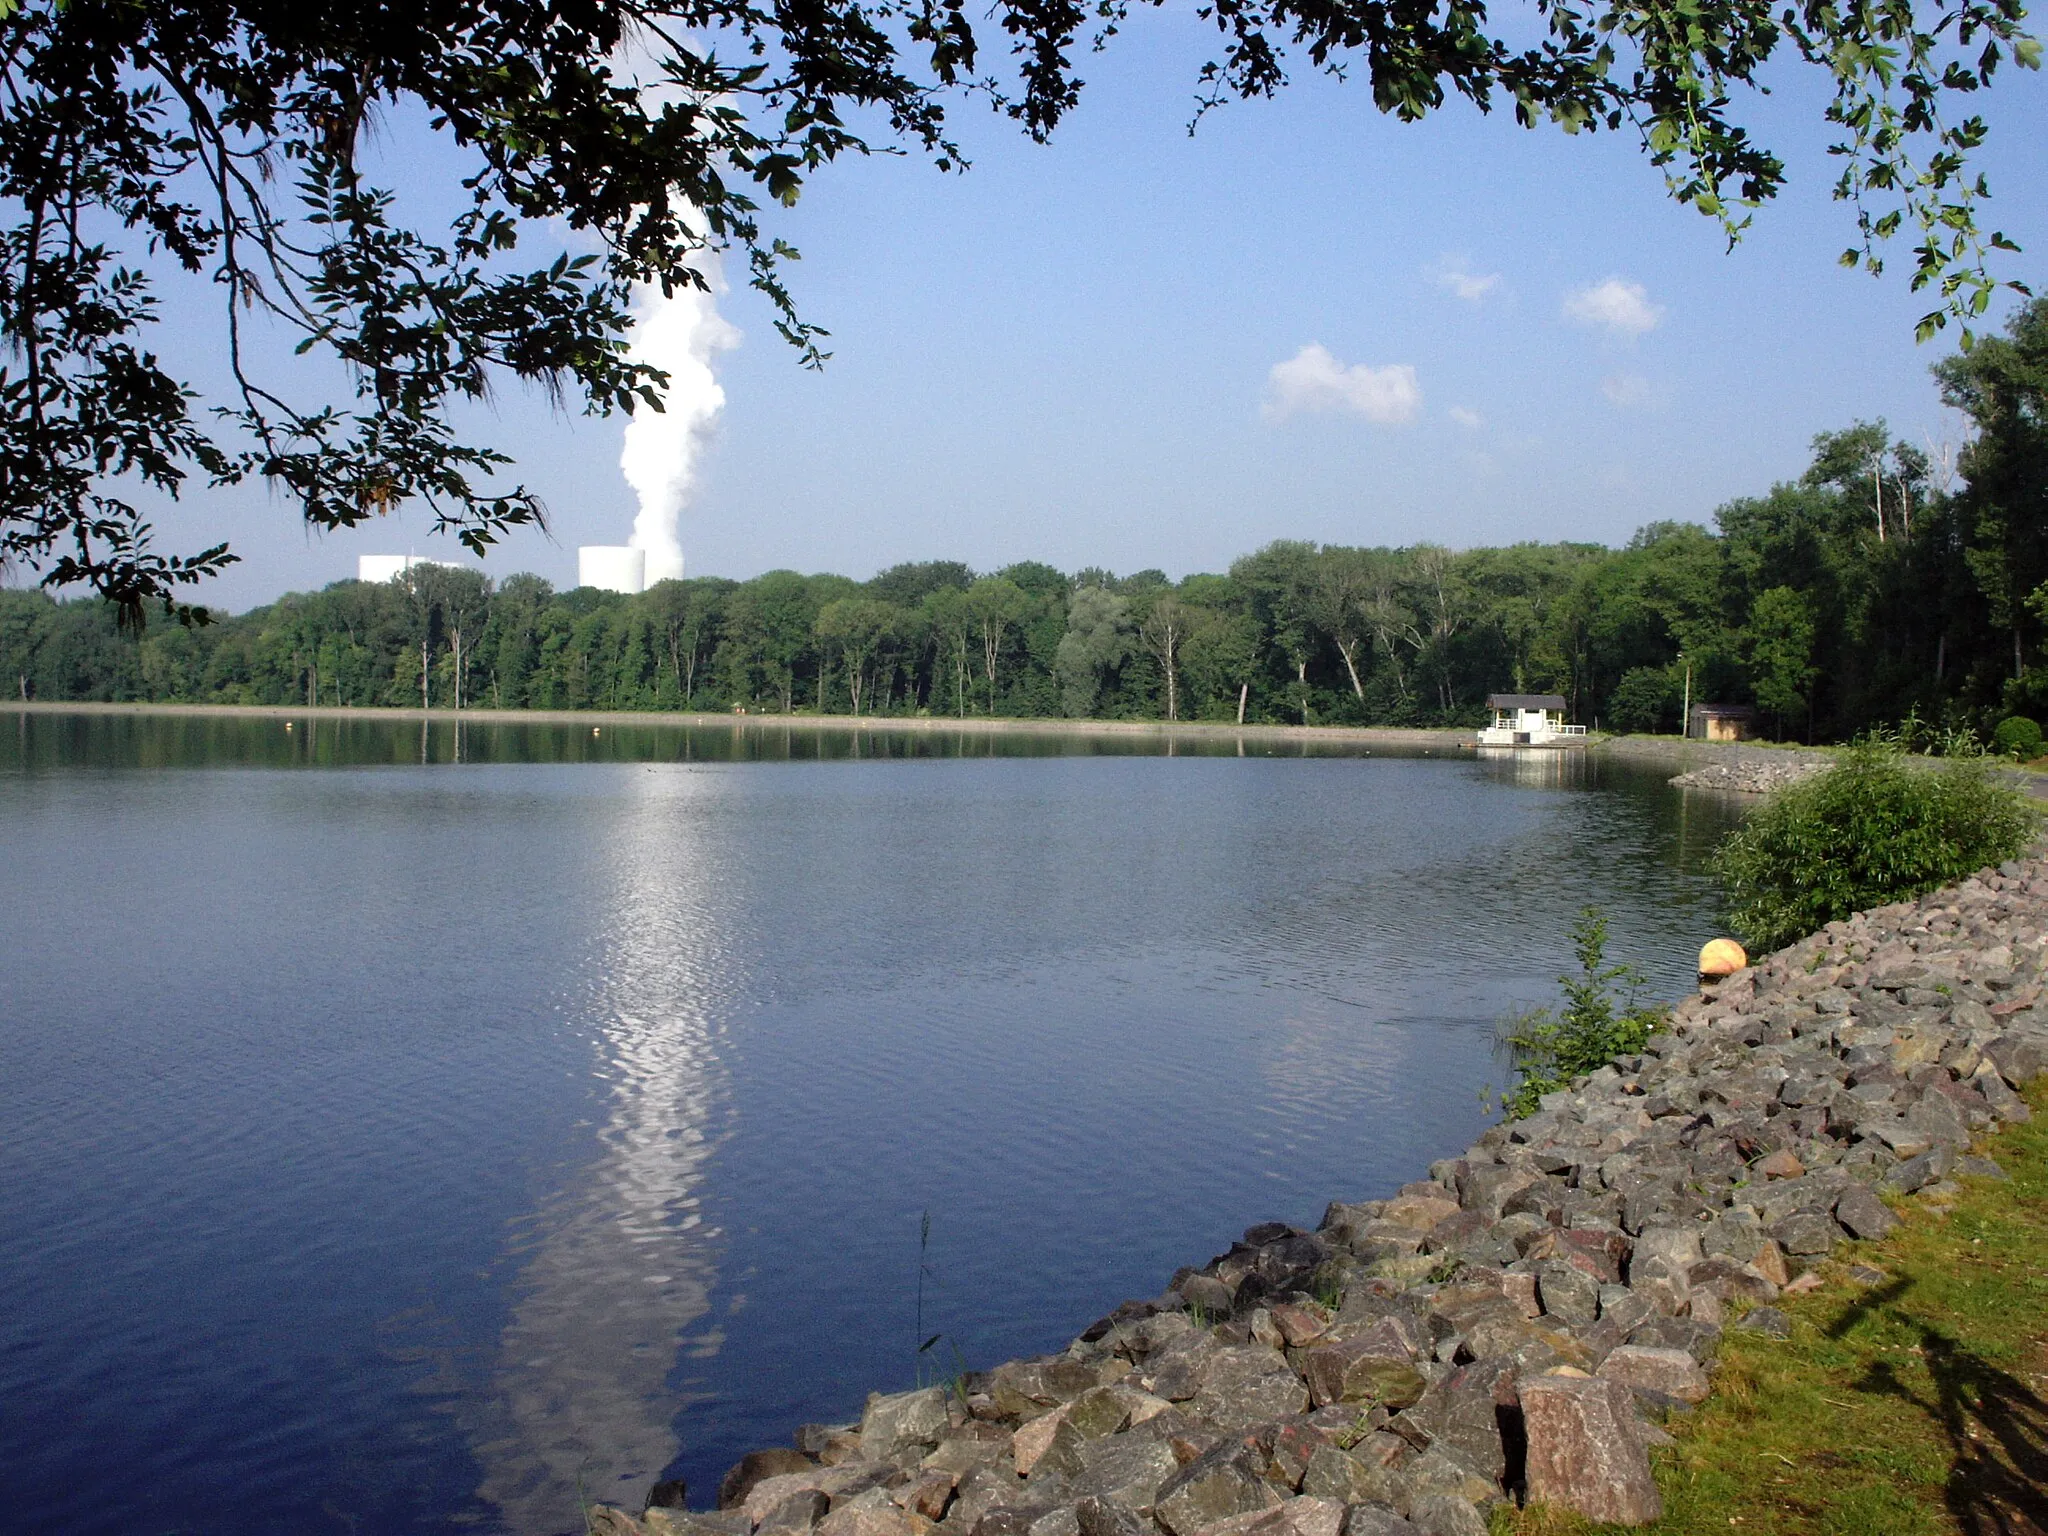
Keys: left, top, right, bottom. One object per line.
{"left": 0, "top": 714, "right": 1743, "bottom": 1536}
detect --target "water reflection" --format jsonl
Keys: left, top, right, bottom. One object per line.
{"left": 0, "top": 730, "right": 1757, "bottom": 1536}
{"left": 472, "top": 772, "right": 737, "bottom": 1533}
{"left": 1474, "top": 746, "right": 1587, "bottom": 790}
{"left": 1, "top": 709, "right": 1470, "bottom": 771}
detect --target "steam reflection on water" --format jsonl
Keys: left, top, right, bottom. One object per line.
{"left": 0, "top": 724, "right": 1751, "bottom": 1536}
{"left": 472, "top": 775, "right": 736, "bottom": 1533}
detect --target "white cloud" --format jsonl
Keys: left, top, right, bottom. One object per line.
{"left": 1601, "top": 373, "right": 1656, "bottom": 409}
{"left": 1564, "top": 277, "right": 1664, "bottom": 338}
{"left": 1263, "top": 345, "right": 1421, "bottom": 426}
{"left": 1429, "top": 257, "right": 1500, "bottom": 303}
{"left": 1448, "top": 405, "right": 1484, "bottom": 430}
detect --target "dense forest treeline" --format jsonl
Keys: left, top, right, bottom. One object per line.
{"left": 6, "top": 301, "right": 2046, "bottom": 740}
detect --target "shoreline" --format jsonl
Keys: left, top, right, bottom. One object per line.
{"left": 0, "top": 700, "right": 1472, "bottom": 750}
{"left": 590, "top": 852, "right": 2048, "bottom": 1536}
{"left": 28, "top": 701, "right": 2043, "bottom": 798}
{"left": 0, "top": 703, "right": 1835, "bottom": 764}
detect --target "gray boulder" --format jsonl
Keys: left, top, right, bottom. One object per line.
{"left": 1624, "top": 1316, "right": 1721, "bottom": 1365}
{"left": 1181, "top": 1275, "right": 1237, "bottom": 1316}
{"left": 741, "top": 1468, "right": 895, "bottom": 1527}
{"left": 1700, "top": 1210, "right": 1764, "bottom": 1264}
{"left": 1183, "top": 1496, "right": 1345, "bottom": 1536}
{"left": 722, "top": 1450, "right": 819, "bottom": 1511}
{"left": 1068, "top": 1433, "right": 1179, "bottom": 1514}
{"left": 977, "top": 1508, "right": 1080, "bottom": 1536}
{"left": 1393, "top": 1447, "right": 1497, "bottom": 1511}
{"left": 757, "top": 1493, "right": 831, "bottom": 1536}
{"left": 1153, "top": 1441, "right": 1285, "bottom": 1536}
{"left": 1903, "top": 1096, "right": 1974, "bottom": 1149}
{"left": 861, "top": 1388, "right": 952, "bottom": 1463}
{"left": 644, "top": 1512, "right": 751, "bottom": 1536}
{"left": 1734, "top": 1307, "right": 1791, "bottom": 1339}
{"left": 1536, "top": 1261, "right": 1601, "bottom": 1325}
{"left": 1984, "top": 1033, "right": 2044, "bottom": 1086}
{"left": 1769, "top": 1211, "right": 1841, "bottom": 1257}
{"left": 1299, "top": 1328, "right": 1426, "bottom": 1411}
{"left": 989, "top": 1359, "right": 1112, "bottom": 1418}
{"left": 1972, "top": 1067, "right": 2032, "bottom": 1122}
{"left": 1187, "top": 1346, "right": 1311, "bottom": 1428}
{"left": 1390, "top": 1360, "right": 1517, "bottom": 1486}
{"left": 1146, "top": 1333, "right": 1225, "bottom": 1402}
{"left": 1075, "top": 1497, "right": 1150, "bottom": 1536}
{"left": 817, "top": 1500, "right": 929, "bottom": 1536}
{"left": 1405, "top": 1494, "right": 1489, "bottom": 1536}
{"left": 950, "top": 1465, "right": 1029, "bottom": 1528}
{"left": 1596, "top": 1345, "right": 1710, "bottom": 1404}
{"left": 1298, "top": 1444, "right": 1392, "bottom": 1505}
{"left": 1880, "top": 1145, "right": 1957, "bottom": 1195}
{"left": 1339, "top": 1509, "right": 1422, "bottom": 1536}
{"left": 1832, "top": 1183, "right": 1898, "bottom": 1240}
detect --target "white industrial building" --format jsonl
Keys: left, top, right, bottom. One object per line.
{"left": 359, "top": 546, "right": 656, "bottom": 594}
{"left": 357, "top": 554, "right": 463, "bottom": 584}
{"left": 578, "top": 546, "right": 647, "bottom": 594}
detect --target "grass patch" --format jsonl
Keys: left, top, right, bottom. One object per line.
{"left": 1491, "top": 1079, "right": 2048, "bottom": 1536}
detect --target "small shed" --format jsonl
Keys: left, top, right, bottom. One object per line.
{"left": 1479, "top": 694, "right": 1584, "bottom": 747}
{"left": 1689, "top": 704, "right": 1755, "bottom": 742}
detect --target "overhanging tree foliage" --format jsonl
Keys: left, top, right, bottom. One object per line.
{"left": 1, "top": 0, "right": 2036, "bottom": 622}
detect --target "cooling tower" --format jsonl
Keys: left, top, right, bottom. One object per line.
{"left": 579, "top": 546, "right": 647, "bottom": 594}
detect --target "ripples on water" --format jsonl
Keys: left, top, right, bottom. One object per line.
{"left": 0, "top": 715, "right": 1743, "bottom": 1535}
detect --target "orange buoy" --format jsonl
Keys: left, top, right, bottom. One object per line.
{"left": 1698, "top": 938, "right": 1748, "bottom": 977}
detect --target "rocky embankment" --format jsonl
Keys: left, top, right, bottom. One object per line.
{"left": 1587, "top": 736, "right": 1834, "bottom": 796}
{"left": 1668, "top": 758, "right": 1825, "bottom": 794}
{"left": 592, "top": 858, "right": 2048, "bottom": 1536}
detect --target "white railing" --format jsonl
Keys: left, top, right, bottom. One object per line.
{"left": 1552, "top": 723, "right": 1589, "bottom": 736}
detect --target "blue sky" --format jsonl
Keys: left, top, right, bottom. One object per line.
{"left": 117, "top": 16, "right": 2048, "bottom": 609}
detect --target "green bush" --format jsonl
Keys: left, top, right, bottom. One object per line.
{"left": 1992, "top": 715, "right": 2044, "bottom": 761}
{"left": 1713, "top": 743, "right": 2039, "bottom": 953}
{"left": 1499, "top": 908, "right": 1664, "bottom": 1118}
{"left": 1608, "top": 667, "right": 1679, "bottom": 734}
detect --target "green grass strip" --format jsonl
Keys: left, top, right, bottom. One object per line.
{"left": 1493, "top": 1079, "right": 2048, "bottom": 1536}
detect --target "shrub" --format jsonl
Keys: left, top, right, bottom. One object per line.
{"left": 1608, "top": 667, "right": 1678, "bottom": 734}
{"left": 1712, "top": 742, "right": 2039, "bottom": 953}
{"left": 1499, "top": 908, "right": 1664, "bottom": 1118}
{"left": 1992, "top": 715, "right": 2044, "bottom": 761}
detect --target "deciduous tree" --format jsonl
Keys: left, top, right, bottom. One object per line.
{"left": 1054, "top": 584, "right": 1132, "bottom": 719}
{"left": 3, "top": 0, "right": 2034, "bottom": 620}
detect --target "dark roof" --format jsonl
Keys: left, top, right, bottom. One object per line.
{"left": 1487, "top": 694, "right": 1567, "bottom": 710}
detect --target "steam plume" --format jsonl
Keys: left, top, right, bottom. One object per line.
{"left": 621, "top": 266, "right": 740, "bottom": 585}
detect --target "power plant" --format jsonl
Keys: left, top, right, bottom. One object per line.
{"left": 357, "top": 554, "right": 461, "bottom": 584}
{"left": 578, "top": 546, "right": 647, "bottom": 594}
{"left": 356, "top": 547, "right": 659, "bottom": 593}
{"left": 356, "top": 263, "right": 728, "bottom": 601}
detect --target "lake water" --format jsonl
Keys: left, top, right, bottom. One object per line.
{"left": 0, "top": 713, "right": 1743, "bottom": 1536}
